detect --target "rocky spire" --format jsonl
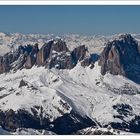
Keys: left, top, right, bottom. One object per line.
{"left": 99, "top": 34, "right": 140, "bottom": 83}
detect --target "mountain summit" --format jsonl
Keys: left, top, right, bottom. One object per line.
{"left": 99, "top": 34, "right": 140, "bottom": 83}
{"left": 0, "top": 39, "right": 90, "bottom": 74}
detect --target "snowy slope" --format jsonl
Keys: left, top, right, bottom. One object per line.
{"left": 0, "top": 61, "right": 140, "bottom": 134}
{"left": 53, "top": 62, "right": 140, "bottom": 126}
{"left": 0, "top": 66, "right": 72, "bottom": 122}
{"left": 0, "top": 126, "right": 55, "bottom": 135}
{"left": 75, "top": 126, "right": 135, "bottom": 135}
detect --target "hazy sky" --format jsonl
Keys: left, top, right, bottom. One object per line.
{"left": 0, "top": 5, "right": 140, "bottom": 35}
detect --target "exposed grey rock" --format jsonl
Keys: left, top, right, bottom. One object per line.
{"left": 36, "top": 41, "right": 53, "bottom": 66}
{"left": 19, "top": 80, "right": 28, "bottom": 88}
{"left": 99, "top": 34, "right": 140, "bottom": 83}
{"left": 0, "top": 38, "right": 95, "bottom": 74}
{"left": 81, "top": 53, "right": 99, "bottom": 67}
{"left": 51, "top": 39, "right": 68, "bottom": 52}
{"left": 25, "top": 43, "right": 39, "bottom": 69}
{"left": 0, "top": 109, "right": 96, "bottom": 134}
{"left": 48, "top": 41, "right": 73, "bottom": 69}
{"left": 71, "top": 45, "right": 88, "bottom": 65}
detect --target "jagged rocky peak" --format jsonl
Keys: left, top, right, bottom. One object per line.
{"left": 51, "top": 39, "right": 69, "bottom": 52}
{"left": 48, "top": 39, "right": 74, "bottom": 69}
{"left": 0, "top": 39, "right": 73, "bottom": 73}
{"left": 99, "top": 33, "right": 140, "bottom": 83}
{"left": 36, "top": 39, "right": 71, "bottom": 68}
{"left": 25, "top": 43, "right": 39, "bottom": 69}
{"left": 81, "top": 53, "right": 99, "bottom": 68}
{"left": 0, "top": 38, "right": 96, "bottom": 74}
{"left": 13, "top": 43, "right": 39, "bottom": 70}
{"left": 0, "top": 43, "right": 39, "bottom": 73}
{"left": 36, "top": 39, "right": 92, "bottom": 69}
{"left": 70, "top": 44, "right": 99, "bottom": 68}
{"left": 71, "top": 45, "right": 88, "bottom": 64}
{"left": 36, "top": 41, "right": 53, "bottom": 66}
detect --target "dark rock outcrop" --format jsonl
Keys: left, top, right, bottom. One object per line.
{"left": 48, "top": 39, "right": 74, "bottom": 69}
{"left": 51, "top": 39, "right": 68, "bottom": 52}
{"left": 25, "top": 43, "right": 39, "bottom": 69}
{"left": 0, "top": 109, "right": 50, "bottom": 132}
{"left": 0, "top": 109, "right": 96, "bottom": 134}
{"left": 0, "top": 44, "right": 39, "bottom": 73}
{"left": 0, "top": 109, "right": 21, "bottom": 132}
{"left": 99, "top": 103, "right": 140, "bottom": 133}
{"left": 36, "top": 41, "right": 53, "bottom": 66}
{"left": 0, "top": 39, "right": 94, "bottom": 74}
{"left": 51, "top": 110, "right": 96, "bottom": 135}
{"left": 71, "top": 45, "right": 88, "bottom": 65}
{"left": 81, "top": 57, "right": 91, "bottom": 67}
{"left": 81, "top": 53, "right": 99, "bottom": 68}
{"left": 0, "top": 54, "right": 12, "bottom": 74}
{"left": 36, "top": 39, "right": 74, "bottom": 69}
{"left": 19, "top": 80, "right": 28, "bottom": 88}
{"left": 110, "top": 115, "right": 140, "bottom": 133}
{"left": 99, "top": 34, "right": 140, "bottom": 83}
{"left": 48, "top": 52, "right": 74, "bottom": 69}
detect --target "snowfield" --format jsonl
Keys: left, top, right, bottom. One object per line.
{"left": 0, "top": 62, "right": 140, "bottom": 131}
{"left": 0, "top": 66, "right": 72, "bottom": 122}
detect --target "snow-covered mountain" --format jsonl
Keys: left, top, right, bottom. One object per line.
{"left": 0, "top": 32, "right": 140, "bottom": 56}
{"left": 0, "top": 32, "right": 140, "bottom": 135}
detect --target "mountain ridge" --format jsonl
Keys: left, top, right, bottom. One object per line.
{"left": 0, "top": 33, "right": 140, "bottom": 135}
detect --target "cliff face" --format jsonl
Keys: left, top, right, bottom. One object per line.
{"left": 36, "top": 41, "right": 53, "bottom": 66}
{"left": 99, "top": 34, "right": 140, "bottom": 83}
{"left": 0, "top": 39, "right": 94, "bottom": 74}
{"left": 1, "top": 34, "right": 140, "bottom": 83}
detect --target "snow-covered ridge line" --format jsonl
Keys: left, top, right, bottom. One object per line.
{"left": 1, "top": 31, "right": 140, "bottom": 56}
{"left": 0, "top": 32, "right": 108, "bottom": 56}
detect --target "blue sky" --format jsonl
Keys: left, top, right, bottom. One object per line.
{"left": 0, "top": 6, "right": 140, "bottom": 35}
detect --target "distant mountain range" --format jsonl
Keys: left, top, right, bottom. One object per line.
{"left": 0, "top": 32, "right": 140, "bottom": 135}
